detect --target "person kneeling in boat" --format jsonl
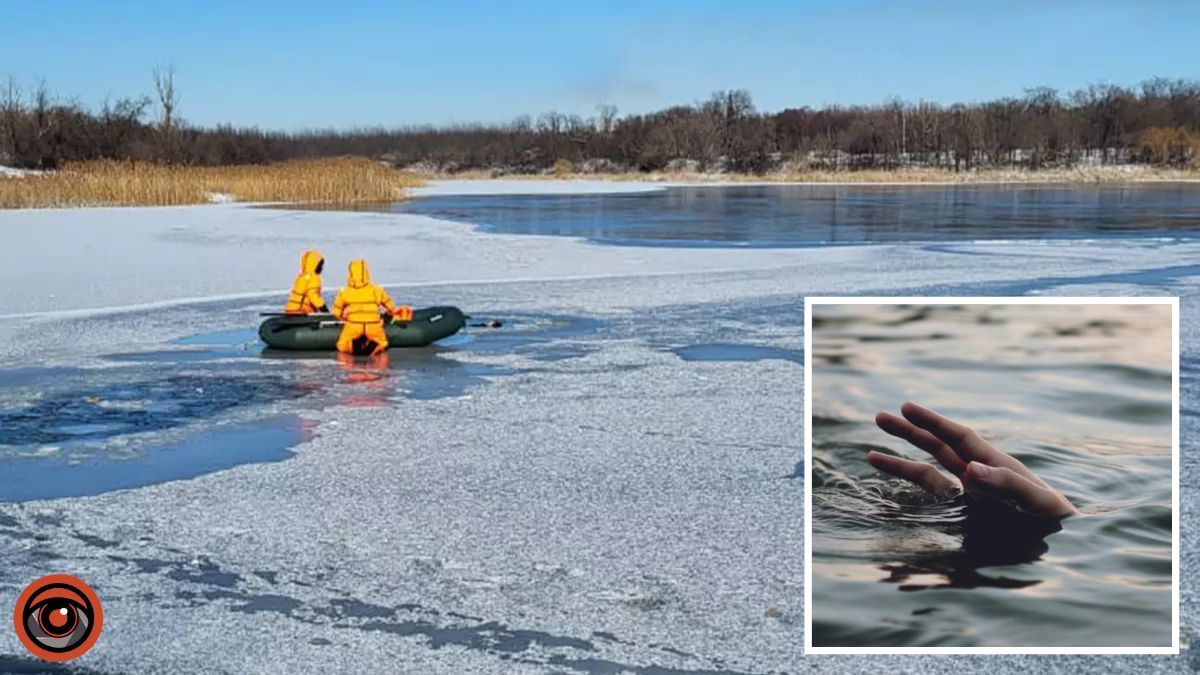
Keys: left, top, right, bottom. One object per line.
{"left": 331, "top": 259, "right": 413, "bottom": 355}
{"left": 284, "top": 249, "right": 330, "bottom": 315}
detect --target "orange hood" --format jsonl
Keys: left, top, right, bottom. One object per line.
{"left": 347, "top": 259, "right": 372, "bottom": 288}
{"left": 299, "top": 250, "right": 324, "bottom": 274}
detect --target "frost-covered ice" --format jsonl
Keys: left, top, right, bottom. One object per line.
{"left": 0, "top": 181, "right": 1196, "bottom": 673}
{"left": 2, "top": 200, "right": 1198, "bottom": 322}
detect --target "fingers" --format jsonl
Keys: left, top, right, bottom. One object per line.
{"left": 899, "top": 401, "right": 1001, "bottom": 463}
{"left": 961, "top": 462, "right": 1076, "bottom": 518}
{"left": 867, "top": 451, "right": 961, "bottom": 496}
{"left": 898, "top": 401, "right": 1049, "bottom": 487}
{"left": 875, "top": 411, "right": 968, "bottom": 476}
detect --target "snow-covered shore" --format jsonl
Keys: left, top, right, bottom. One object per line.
{"left": 410, "top": 178, "right": 669, "bottom": 196}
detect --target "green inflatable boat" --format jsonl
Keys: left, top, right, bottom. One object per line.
{"left": 258, "top": 306, "right": 466, "bottom": 352}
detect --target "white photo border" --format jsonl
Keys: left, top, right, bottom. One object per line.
{"left": 802, "top": 296, "right": 1181, "bottom": 655}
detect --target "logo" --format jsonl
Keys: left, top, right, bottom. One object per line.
{"left": 12, "top": 574, "right": 103, "bottom": 661}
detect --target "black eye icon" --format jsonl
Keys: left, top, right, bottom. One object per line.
{"left": 23, "top": 584, "right": 93, "bottom": 652}
{"left": 13, "top": 576, "right": 103, "bottom": 661}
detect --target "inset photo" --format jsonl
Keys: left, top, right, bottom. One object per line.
{"left": 804, "top": 298, "right": 1178, "bottom": 653}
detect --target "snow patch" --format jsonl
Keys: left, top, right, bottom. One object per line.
{"left": 0, "top": 165, "right": 38, "bottom": 178}
{"left": 410, "top": 179, "right": 666, "bottom": 197}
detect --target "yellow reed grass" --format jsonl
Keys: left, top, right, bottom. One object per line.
{"left": 0, "top": 157, "right": 424, "bottom": 209}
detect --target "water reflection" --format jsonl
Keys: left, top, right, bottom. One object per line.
{"left": 336, "top": 351, "right": 392, "bottom": 408}
{"left": 879, "top": 501, "right": 1062, "bottom": 592}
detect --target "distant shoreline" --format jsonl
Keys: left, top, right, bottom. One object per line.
{"left": 416, "top": 166, "right": 1200, "bottom": 187}
{"left": 6, "top": 162, "right": 1198, "bottom": 210}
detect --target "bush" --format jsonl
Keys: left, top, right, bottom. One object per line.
{"left": 551, "top": 157, "right": 573, "bottom": 176}
{"left": 1139, "top": 127, "right": 1200, "bottom": 167}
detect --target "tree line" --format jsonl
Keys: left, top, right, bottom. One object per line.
{"left": 2, "top": 74, "right": 1199, "bottom": 173}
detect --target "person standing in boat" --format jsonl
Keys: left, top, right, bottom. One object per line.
{"left": 284, "top": 249, "right": 330, "bottom": 315}
{"left": 331, "top": 259, "right": 413, "bottom": 355}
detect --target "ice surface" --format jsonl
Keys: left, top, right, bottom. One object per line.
{"left": 0, "top": 181, "right": 1196, "bottom": 673}
{"left": 410, "top": 179, "right": 668, "bottom": 197}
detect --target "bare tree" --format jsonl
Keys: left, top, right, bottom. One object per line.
{"left": 0, "top": 76, "right": 22, "bottom": 163}
{"left": 153, "top": 65, "right": 180, "bottom": 162}
{"left": 29, "top": 81, "right": 55, "bottom": 168}
{"left": 596, "top": 103, "right": 618, "bottom": 135}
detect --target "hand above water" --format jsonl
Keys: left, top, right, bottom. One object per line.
{"left": 868, "top": 402, "right": 1076, "bottom": 518}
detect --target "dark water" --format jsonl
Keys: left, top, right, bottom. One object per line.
{"left": 0, "top": 416, "right": 309, "bottom": 502}
{"left": 378, "top": 185, "right": 1200, "bottom": 246}
{"left": 0, "top": 310, "right": 598, "bottom": 501}
{"left": 810, "top": 303, "right": 1173, "bottom": 648}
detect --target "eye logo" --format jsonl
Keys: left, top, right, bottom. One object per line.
{"left": 12, "top": 574, "right": 103, "bottom": 661}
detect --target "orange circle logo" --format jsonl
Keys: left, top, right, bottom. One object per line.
{"left": 12, "top": 574, "right": 103, "bottom": 661}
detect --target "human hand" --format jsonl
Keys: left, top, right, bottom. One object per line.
{"left": 868, "top": 401, "right": 1076, "bottom": 518}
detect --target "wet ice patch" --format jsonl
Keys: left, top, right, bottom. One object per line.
{"left": 463, "top": 312, "right": 604, "bottom": 356}
{"left": 403, "top": 362, "right": 522, "bottom": 401}
{"left": 172, "top": 327, "right": 261, "bottom": 347}
{"left": 106, "top": 349, "right": 250, "bottom": 364}
{"left": 0, "top": 416, "right": 308, "bottom": 501}
{"left": 0, "top": 372, "right": 314, "bottom": 448}
{"left": 431, "top": 332, "right": 474, "bottom": 348}
{"left": 102, "top": 327, "right": 264, "bottom": 363}
{"left": 0, "top": 365, "right": 77, "bottom": 387}
{"left": 673, "top": 343, "right": 803, "bottom": 365}
{"left": 52, "top": 422, "right": 128, "bottom": 437}
{"left": 529, "top": 345, "right": 596, "bottom": 362}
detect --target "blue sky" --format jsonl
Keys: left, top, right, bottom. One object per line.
{"left": 4, "top": 0, "right": 1198, "bottom": 130}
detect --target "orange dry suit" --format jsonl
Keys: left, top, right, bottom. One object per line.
{"left": 331, "top": 260, "right": 411, "bottom": 355}
{"left": 284, "top": 250, "right": 328, "bottom": 314}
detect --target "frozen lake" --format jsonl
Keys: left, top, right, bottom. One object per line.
{"left": 386, "top": 184, "right": 1200, "bottom": 247}
{"left": 0, "top": 181, "right": 1196, "bottom": 672}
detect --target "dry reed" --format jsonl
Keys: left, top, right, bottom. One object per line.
{"left": 0, "top": 157, "right": 424, "bottom": 209}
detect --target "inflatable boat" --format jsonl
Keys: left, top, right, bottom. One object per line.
{"left": 258, "top": 306, "right": 465, "bottom": 351}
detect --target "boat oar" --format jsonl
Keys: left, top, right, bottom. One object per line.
{"left": 268, "top": 319, "right": 345, "bottom": 333}
{"left": 261, "top": 310, "right": 498, "bottom": 328}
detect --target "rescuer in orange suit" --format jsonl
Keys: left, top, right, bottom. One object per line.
{"left": 331, "top": 259, "right": 413, "bottom": 355}
{"left": 283, "top": 250, "right": 329, "bottom": 314}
